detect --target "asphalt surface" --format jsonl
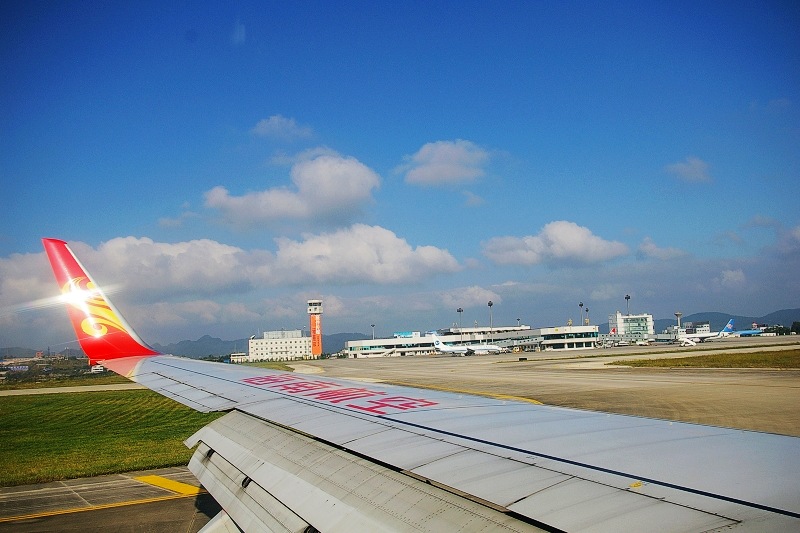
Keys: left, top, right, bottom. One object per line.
{"left": 1, "top": 335, "right": 798, "bottom": 531}
{"left": 0, "top": 467, "right": 219, "bottom": 532}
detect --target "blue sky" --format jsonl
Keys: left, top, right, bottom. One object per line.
{"left": 2, "top": 1, "right": 799, "bottom": 349}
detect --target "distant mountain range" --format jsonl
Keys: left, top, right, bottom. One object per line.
{"left": 1, "top": 333, "right": 372, "bottom": 360}
{"left": 3, "top": 310, "right": 798, "bottom": 359}
{"left": 149, "top": 332, "right": 370, "bottom": 359}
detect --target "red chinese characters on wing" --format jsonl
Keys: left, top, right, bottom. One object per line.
{"left": 242, "top": 374, "right": 438, "bottom": 415}
{"left": 346, "top": 396, "right": 439, "bottom": 414}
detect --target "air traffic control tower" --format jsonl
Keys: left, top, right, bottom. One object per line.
{"left": 307, "top": 299, "right": 323, "bottom": 357}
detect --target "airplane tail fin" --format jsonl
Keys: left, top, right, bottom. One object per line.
{"left": 721, "top": 319, "right": 735, "bottom": 335}
{"left": 42, "top": 239, "right": 160, "bottom": 365}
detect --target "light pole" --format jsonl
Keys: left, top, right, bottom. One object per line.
{"left": 371, "top": 324, "right": 375, "bottom": 340}
{"left": 457, "top": 308, "right": 463, "bottom": 343}
{"left": 488, "top": 301, "right": 493, "bottom": 343}
{"left": 579, "top": 302, "right": 583, "bottom": 327}
{"left": 625, "top": 294, "right": 631, "bottom": 316}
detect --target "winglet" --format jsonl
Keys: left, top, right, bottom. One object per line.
{"left": 42, "top": 238, "right": 160, "bottom": 365}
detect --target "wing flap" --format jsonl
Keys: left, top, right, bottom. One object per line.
{"left": 412, "top": 450, "right": 572, "bottom": 507}
{"left": 187, "top": 411, "right": 546, "bottom": 533}
{"left": 343, "top": 426, "right": 469, "bottom": 470}
{"left": 189, "top": 441, "right": 312, "bottom": 533}
{"left": 508, "top": 478, "right": 737, "bottom": 532}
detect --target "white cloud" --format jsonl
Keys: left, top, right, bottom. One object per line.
{"left": 0, "top": 231, "right": 463, "bottom": 346}
{"left": 17, "top": 230, "right": 458, "bottom": 301}
{"left": 399, "top": 140, "right": 489, "bottom": 186}
{"left": 439, "top": 285, "right": 500, "bottom": 309}
{"left": 204, "top": 153, "right": 380, "bottom": 227}
{"left": 270, "top": 146, "right": 338, "bottom": 165}
{"left": 0, "top": 250, "right": 53, "bottom": 313}
{"left": 745, "top": 215, "right": 781, "bottom": 229}
{"left": 90, "top": 237, "right": 251, "bottom": 296}
{"left": 158, "top": 210, "right": 200, "bottom": 228}
{"left": 776, "top": 225, "right": 800, "bottom": 255}
{"left": 272, "top": 224, "right": 461, "bottom": 284}
{"left": 462, "top": 190, "right": 485, "bottom": 206}
{"left": 713, "top": 231, "right": 744, "bottom": 247}
{"left": 637, "top": 237, "right": 687, "bottom": 260}
{"left": 251, "top": 115, "right": 313, "bottom": 140}
{"left": 717, "top": 269, "right": 746, "bottom": 287}
{"left": 231, "top": 21, "right": 246, "bottom": 45}
{"left": 589, "top": 283, "right": 625, "bottom": 302}
{"left": 482, "top": 221, "right": 629, "bottom": 265}
{"left": 665, "top": 156, "right": 712, "bottom": 183}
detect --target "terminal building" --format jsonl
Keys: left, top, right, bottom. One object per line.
{"left": 602, "top": 311, "right": 655, "bottom": 344}
{"left": 344, "top": 323, "right": 599, "bottom": 358}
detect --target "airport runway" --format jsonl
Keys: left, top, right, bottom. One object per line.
{"left": 2, "top": 336, "right": 797, "bottom": 531}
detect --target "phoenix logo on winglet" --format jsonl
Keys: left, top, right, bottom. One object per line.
{"left": 42, "top": 238, "right": 159, "bottom": 365}
{"left": 61, "top": 276, "right": 126, "bottom": 339}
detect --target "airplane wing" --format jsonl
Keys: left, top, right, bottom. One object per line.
{"left": 43, "top": 239, "right": 800, "bottom": 532}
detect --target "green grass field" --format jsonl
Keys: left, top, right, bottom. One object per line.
{"left": 0, "top": 390, "right": 222, "bottom": 486}
{"left": 0, "top": 372, "right": 130, "bottom": 390}
{"left": 611, "top": 349, "right": 800, "bottom": 368}
{"left": 243, "top": 361, "right": 295, "bottom": 371}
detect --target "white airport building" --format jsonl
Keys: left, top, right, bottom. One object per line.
{"left": 344, "top": 323, "right": 599, "bottom": 358}
{"left": 601, "top": 311, "right": 655, "bottom": 344}
{"left": 231, "top": 330, "right": 314, "bottom": 363}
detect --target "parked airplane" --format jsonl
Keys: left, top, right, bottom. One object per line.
{"left": 430, "top": 333, "right": 501, "bottom": 355}
{"left": 43, "top": 239, "right": 800, "bottom": 532}
{"left": 726, "top": 319, "right": 764, "bottom": 337}
{"left": 679, "top": 318, "right": 735, "bottom": 345}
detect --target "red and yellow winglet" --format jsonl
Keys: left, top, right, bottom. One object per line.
{"left": 42, "top": 238, "right": 160, "bottom": 367}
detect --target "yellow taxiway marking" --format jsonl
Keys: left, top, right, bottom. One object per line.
{"left": 0, "top": 493, "right": 199, "bottom": 523}
{"left": 0, "top": 476, "right": 206, "bottom": 523}
{"left": 391, "top": 381, "right": 543, "bottom": 404}
{"left": 135, "top": 474, "right": 204, "bottom": 495}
